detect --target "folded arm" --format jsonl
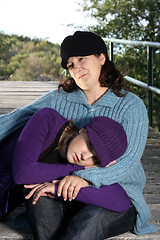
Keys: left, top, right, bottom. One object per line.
{"left": 12, "top": 107, "right": 83, "bottom": 184}
{"left": 25, "top": 180, "right": 131, "bottom": 212}
{"left": 73, "top": 100, "right": 148, "bottom": 188}
{"left": 0, "top": 89, "right": 59, "bottom": 142}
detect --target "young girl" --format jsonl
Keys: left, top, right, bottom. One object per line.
{"left": 0, "top": 107, "right": 130, "bottom": 222}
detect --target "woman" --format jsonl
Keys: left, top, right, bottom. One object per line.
{"left": 0, "top": 31, "right": 157, "bottom": 239}
{"left": 0, "top": 107, "right": 130, "bottom": 222}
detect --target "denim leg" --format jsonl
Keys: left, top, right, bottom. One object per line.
{"left": 104, "top": 204, "right": 136, "bottom": 238}
{"left": 60, "top": 204, "right": 136, "bottom": 240}
{"left": 22, "top": 188, "right": 64, "bottom": 240}
{"left": 22, "top": 186, "right": 136, "bottom": 240}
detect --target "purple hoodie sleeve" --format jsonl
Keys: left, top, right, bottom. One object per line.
{"left": 12, "top": 108, "right": 84, "bottom": 184}
{"left": 55, "top": 183, "right": 131, "bottom": 212}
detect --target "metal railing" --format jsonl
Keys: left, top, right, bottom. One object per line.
{"left": 104, "top": 38, "right": 160, "bottom": 127}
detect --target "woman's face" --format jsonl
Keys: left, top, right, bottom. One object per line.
{"left": 67, "top": 54, "right": 106, "bottom": 92}
{"left": 66, "top": 129, "right": 99, "bottom": 168}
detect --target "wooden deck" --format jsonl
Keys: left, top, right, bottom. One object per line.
{"left": 0, "top": 81, "right": 58, "bottom": 115}
{"left": 0, "top": 81, "right": 159, "bottom": 239}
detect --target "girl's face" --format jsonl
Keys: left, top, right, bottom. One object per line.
{"left": 67, "top": 54, "right": 106, "bottom": 92}
{"left": 66, "top": 129, "right": 99, "bottom": 168}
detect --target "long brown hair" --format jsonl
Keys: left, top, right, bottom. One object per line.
{"left": 58, "top": 54, "right": 129, "bottom": 97}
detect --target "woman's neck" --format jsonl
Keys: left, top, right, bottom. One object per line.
{"left": 84, "top": 87, "right": 108, "bottom": 105}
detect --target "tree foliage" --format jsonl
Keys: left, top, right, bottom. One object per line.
{"left": 82, "top": 0, "right": 160, "bottom": 41}
{"left": 81, "top": 0, "right": 160, "bottom": 129}
{"left": 0, "top": 33, "right": 62, "bottom": 81}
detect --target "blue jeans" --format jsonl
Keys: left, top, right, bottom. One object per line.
{"left": 22, "top": 188, "right": 136, "bottom": 240}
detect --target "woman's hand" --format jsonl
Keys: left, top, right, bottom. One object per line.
{"left": 24, "top": 180, "right": 59, "bottom": 205}
{"left": 57, "top": 175, "right": 89, "bottom": 201}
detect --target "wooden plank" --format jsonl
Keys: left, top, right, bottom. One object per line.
{"left": 143, "top": 164, "right": 160, "bottom": 173}
{"left": 0, "top": 81, "right": 58, "bottom": 115}
{"left": 0, "top": 81, "right": 160, "bottom": 240}
{"left": 141, "top": 157, "right": 160, "bottom": 164}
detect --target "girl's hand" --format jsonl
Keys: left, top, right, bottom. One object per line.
{"left": 105, "top": 160, "right": 116, "bottom": 168}
{"left": 24, "top": 180, "right": 58, "bottom": 205}
{"left": 85, "top": 164, "right": 98, "bottom": 169}
{"left": 84, "top": 160, "right": 116, "bottom": 169}
{"left": 57, "top": 175, "right": 89, "bottom": 201}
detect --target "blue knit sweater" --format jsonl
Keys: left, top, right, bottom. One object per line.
{"left": 0, "top": 87, "right": 157, "bottom": 234}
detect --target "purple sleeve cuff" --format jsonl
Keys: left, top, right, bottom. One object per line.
{"left": 55, "top": 183, "right": 131, "bottom": 212}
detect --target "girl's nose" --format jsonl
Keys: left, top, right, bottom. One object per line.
{"left": 81, "top": 151, "right": 93, "bottom": 161}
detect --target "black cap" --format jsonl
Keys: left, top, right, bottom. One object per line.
{"left": 60, "top": 31, "right": 107, "bottom": 69}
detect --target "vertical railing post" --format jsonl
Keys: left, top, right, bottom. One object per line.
{"left": 109, "top": 42, "right": 114, "bottom": 61}
{"left": 147, "top": 46, "right": 153, "bottom": 127}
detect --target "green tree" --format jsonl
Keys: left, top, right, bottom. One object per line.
{"left": 82, "top": 0, "right": 160, "bottom": 41}
{"left": 0, "top": 33, "right": 62, "bottom": 81}
{"left": 81, "top": 0, "right": 160, "bottom": 129}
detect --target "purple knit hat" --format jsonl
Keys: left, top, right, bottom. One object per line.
{"left": 85, "top": 116, "right": 127, "bottom": 167}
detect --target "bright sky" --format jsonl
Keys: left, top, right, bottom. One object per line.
{"left": 0, "top": 0, "right": 94, "bottom": 44}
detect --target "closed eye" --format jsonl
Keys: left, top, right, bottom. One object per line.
{"left": 87, "top": 140, "right": 101, "bottom": 165}
{"left": 87, "top": 140, "right": 94, "bottom": 152}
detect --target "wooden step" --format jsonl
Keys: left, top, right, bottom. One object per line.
{"left": 0, "top": 81, "right": 159, "bottom": 239}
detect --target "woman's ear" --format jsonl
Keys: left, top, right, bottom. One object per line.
{"left": 100, "top": 53, "right": 106, "bottom": 65}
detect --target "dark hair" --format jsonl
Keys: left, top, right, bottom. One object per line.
{"left": 58, "top": 54, "right": 128, "bottom": 97}
{"left": 57, "top": 121, "right": 78, "bottom": 152}
{"left": 57, "top": 121, "right": 101, "bottom": 166}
